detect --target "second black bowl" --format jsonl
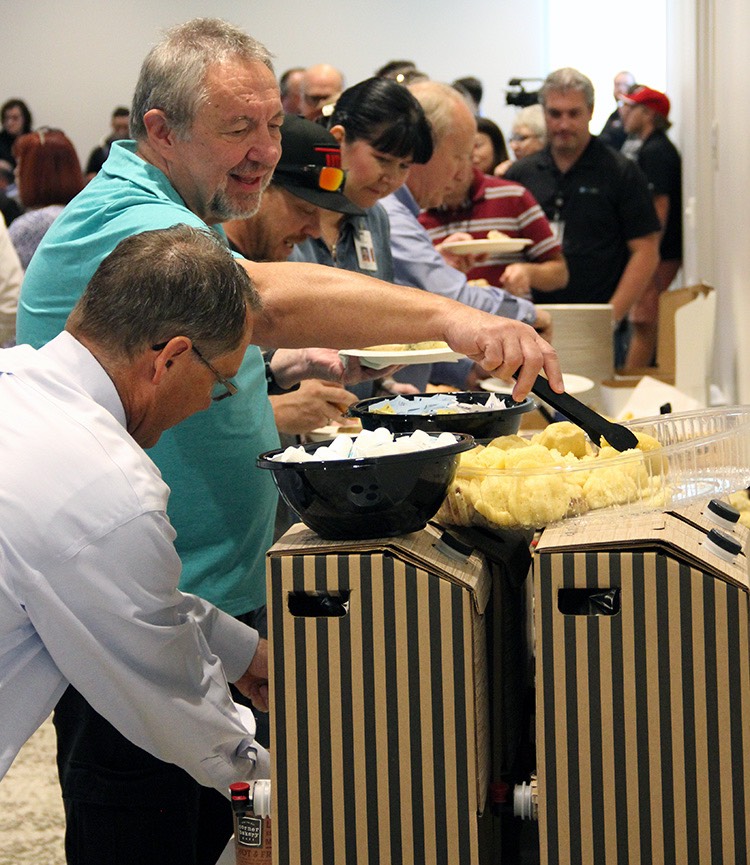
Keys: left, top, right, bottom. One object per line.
{"left": 347, "top": 391, "right": 535, "bottom": 442}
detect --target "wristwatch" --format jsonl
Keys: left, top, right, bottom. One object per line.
{"left": 263, "top": 349, "right": 300, "bottom": 395}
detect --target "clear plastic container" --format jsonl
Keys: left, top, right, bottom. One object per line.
{"left": 624, "top": 406, "right": 750, "bottom": 502}
{"left": 438, "top": 406, "right": 750, "bottom": 532}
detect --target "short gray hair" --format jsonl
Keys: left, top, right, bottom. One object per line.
{"left": 131, "top": 18, "right": 274, "bottom": 141}
{"left": 408, "top": 80, "right": 472, "bottom": 144}
{"left": 67, "top": 225, "right": 260, "bottom": 360}
{"left": 539, "top": 67, "right": 595, "bottom": 111}
{"left": 514, "top": 104, "right": 546, "bottom": 143}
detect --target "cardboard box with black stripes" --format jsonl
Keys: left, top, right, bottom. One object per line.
{"left": 533, "top": 505, "right": 750, "bottom": 865}
{"left": 265, "top": 522, "right": 497, "bottom": 865}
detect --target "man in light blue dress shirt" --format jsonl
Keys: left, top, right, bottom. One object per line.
{"left": 380, "top": 80, "right": 552, "bottom": 389}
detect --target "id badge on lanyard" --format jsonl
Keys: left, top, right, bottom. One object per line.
{"left": 354, "top": 228, "right": 378, "bottom": 271}
{"left": 551, "top": 192, "right": 565, "bottom": 246}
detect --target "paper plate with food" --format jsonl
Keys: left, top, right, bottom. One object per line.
{"left": 339, "top": 341, "right": 465, "bottom": 370}
{"left": 440, "top": 230, "right": 532, "bottom": 256}
{"left": 307, "top": 418, "right": 362, "bottom": 442}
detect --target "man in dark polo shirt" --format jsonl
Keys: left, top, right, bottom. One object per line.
{"left": 505, "top": 67, "right": 660, "bottom": 365}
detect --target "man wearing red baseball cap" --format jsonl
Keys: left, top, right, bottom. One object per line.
{"left": 621, "top": 85, "right": 671, "bottom": 122}
{"left": 620, "top": 85, "right": 683, "bottom": 368}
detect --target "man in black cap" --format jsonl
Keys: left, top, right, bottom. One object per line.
{"left": 224, "top": 114, "right": 365, "bottom": 434}
{"left": 224, "top": 113, "right": 362, "bottom": 262}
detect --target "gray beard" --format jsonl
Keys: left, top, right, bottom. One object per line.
{"left": 208, "top": 188, "right": 263, "bottom": 222}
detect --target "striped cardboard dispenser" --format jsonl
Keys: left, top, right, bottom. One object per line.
{"left": 534, "top": 509, "right": 750, "bottom": 865}
{"left": 266, "top": 522, "right": 492, "bottom": 865}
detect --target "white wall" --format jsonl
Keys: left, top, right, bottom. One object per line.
{"left": 666, "top": 0, "right": 749, "bottom": 403}
{"left": 547, "top": 0, "right": 668, "bottom": 135}
{"left": 712, "top": 0, "right": 750, "bottom": 402}
{"left": 5, "top": 0, "right": 549, "bottom": 166}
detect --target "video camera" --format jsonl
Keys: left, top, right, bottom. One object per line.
{"left": 505, "top": 78, "right": 544, "bottom": 107}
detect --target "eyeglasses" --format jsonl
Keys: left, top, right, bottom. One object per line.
{"left": 510, "top": 134, "right": 537, "bottom": 143}
{"left": 274, "top": 163, "right": 345, "bottom": 193}
{"left": 152, "top": 342, "right": 238, "bottom": 401}
{"left": 191, "top": 345, "right": 238, "bottom": 401}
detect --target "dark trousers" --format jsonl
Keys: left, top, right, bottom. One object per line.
{"left": 54, "top": 606, "right": 268, "bottom": 865}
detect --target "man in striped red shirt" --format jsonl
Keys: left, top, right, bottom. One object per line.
{"left": 419, "top": 162, "right": 568, "bottom": 298}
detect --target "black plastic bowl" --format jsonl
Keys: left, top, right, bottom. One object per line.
{"left": 347, "top": 391, "right": 535, "bottom": 442}
{"left": 257, "top": 432, "right": 476, "bottom": 540}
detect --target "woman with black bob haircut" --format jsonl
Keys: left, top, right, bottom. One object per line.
{"left": 290, "top": 77, "right": 434, "bottom": 396}
{"left": 291, "top": 76, "right": 432, "bottom": 281}
{"left": 327, "top": 77, "right": 433, "bottom": 187}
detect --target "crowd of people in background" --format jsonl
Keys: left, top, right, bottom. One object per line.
{"left": 0, "top": 61, "right": 682, "bottom": 368}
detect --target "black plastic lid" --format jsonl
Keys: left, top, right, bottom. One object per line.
{"left": 706, "top": 528, "right": 742, "bottom": 556}
{"left": 706, "top": 498, "right": 740, "bottom": 524}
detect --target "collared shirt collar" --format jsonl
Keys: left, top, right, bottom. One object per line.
{"left": 544, "top": 136, "right": 598, "bottom": 174}
{"left": 394, "top": 183, "right": 420, "bottom": 217}
{"left": 39, "top": 332, "right": 127, "bottom": 428}
{"left": 104, "top": 141, "right": 229, "bottom": 245}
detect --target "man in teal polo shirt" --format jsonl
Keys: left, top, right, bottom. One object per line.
{"left": 18, "top": 18, "right": 561, "bottom": 865}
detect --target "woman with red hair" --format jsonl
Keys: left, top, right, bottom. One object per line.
{"left": 9, "top": 128, "right": 83, "bottom": 268}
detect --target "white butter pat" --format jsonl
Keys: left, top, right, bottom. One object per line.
{"left": 270, "top": 428, "right": 459, "bottom": 462}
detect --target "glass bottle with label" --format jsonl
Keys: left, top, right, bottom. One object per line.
{"left": 229, "top": 780, "right": 272, "bottom": 863}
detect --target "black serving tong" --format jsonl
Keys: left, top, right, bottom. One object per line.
{"left": 516, "top": 373, "right": 639, "bottom": 452}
